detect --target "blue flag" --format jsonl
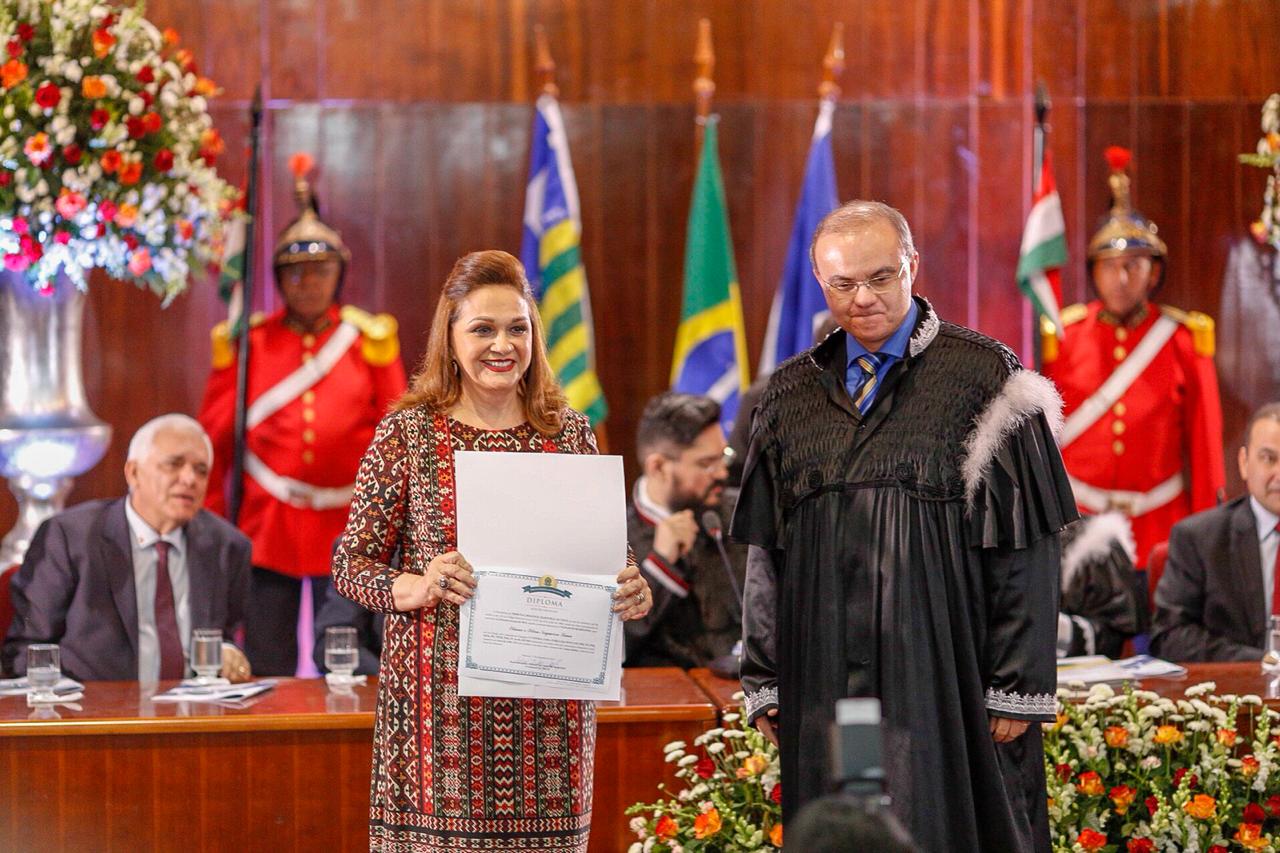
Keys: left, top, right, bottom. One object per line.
{"left": 520, "top": 94, "right": 607, "bottom": 426}
{"left": 758, "top": 99, "right": 839, "bottom": 375}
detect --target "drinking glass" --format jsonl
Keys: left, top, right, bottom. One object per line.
{"left": 325, "top": 627, "right": 358, "bottom": 680}
{"left": 27, "top": 644, "right": 61, "bottom": 703}
{"left": 1264, "top": 616, "right": 1280, "bottom": 673}
{"left": 191, "top": 629, "right": 223, "bottom": 684}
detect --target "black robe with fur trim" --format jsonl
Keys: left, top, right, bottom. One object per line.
{"left": 732, "top": 297, "right": 1076, "bottom": 852}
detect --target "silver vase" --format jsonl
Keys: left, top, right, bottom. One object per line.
{"left": 0, "top": 270, "right": 111, "bottom": 567}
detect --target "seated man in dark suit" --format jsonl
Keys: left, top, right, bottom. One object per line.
{"left": 1151, "top": 402, "right": 1280, "bottom": 661}
{"left": 3, "top": 414, "right": 252, "bottom": 682}
{"left": 624, "top": 392, "right": 746, "bottom": 669}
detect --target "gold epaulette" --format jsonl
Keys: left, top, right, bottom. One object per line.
{"left": 209, "top": 312, "right": 265, "bottom": 369}
{"left": 1039, "top": 315, "right": 1060, "bottom": 363}
{"left": 1160, "top": 304, "right": 1215, "bottom": 358}
{"left": 1059, "top": 303, "right": 1088, "bottom": 327}
{"left": 341, "top": 305, "right": 401, "bottom": 367}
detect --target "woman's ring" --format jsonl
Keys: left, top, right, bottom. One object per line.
{"left": 438, "top": 576, "right": 449, "bottom": 590}
{"left": 636, "top": 590, "right": 645, "bottom": 604}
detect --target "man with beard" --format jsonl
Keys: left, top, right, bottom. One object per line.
{"left": 624, "top": 392, "right": 747, "bottom": 668}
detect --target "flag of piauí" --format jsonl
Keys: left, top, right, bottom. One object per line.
{"left": 520, "top": 93, "right": 607, "bottom": 426}
{"left": 1017, "top": 149, "right": 1067, "bottom": 336}
{"left": 218, "top": 212, "right": 247, "bottom": 335}
{"left": 671, "top": 117, "right": 750, "bottom": 432}
{"left": 758, "top": 98, "right": 839, "bottom": 375}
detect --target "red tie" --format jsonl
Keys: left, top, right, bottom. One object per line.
{"left": 1271, "top": 523, "right": 1280, "bottom": 617}
{"left": 153, "top": 541, "right": 185, "bottom": 680}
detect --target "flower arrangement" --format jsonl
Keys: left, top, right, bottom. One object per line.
{"left": 0, "top": 0, "right": 237, "bottom": 300}
{"left": 1045, "top": 681, "right": 1280, "bottom": 852}
{"left": 627, "top": 698, "right": 782, "bottom": 852}
{"left": 1239, "top": 94, "right": 1280, "bottom": 251}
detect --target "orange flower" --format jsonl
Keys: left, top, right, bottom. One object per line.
{"left": 81, "top": 76, "right": 107, "bottom": 99}
{"left": 1104, "top": 726, "right": 1129, "bottom": 748}
{"left": 1235, "top": 822, "right": 1268, "bottom": 850}
{"left": 736, "top": 754, "right": 768, "bottom": 778}
{"left": 1075, "top": 771, "right": 1104, "bottom": 797}
{"left": 693, "top": 808, "right": 722, "bottom": 839}
{"left": 23, "top": 132, "right": 52, "bottom": 166}
{"left": 1216, "top": 728, "right": 1237, "bottom": 746}
{"left": 1051, "top": 713, "right": 1068, "bottom": 731}
{"left": 162, "top": 27, "right": 181, "bottom": 46}
{"left": 92, "top": 29, "right": 115, "bottom": 59}
{"left": 193, "top": 76, "right": 217, "bottom": 96}
{"left": 1242, "top": 755, "right": 1261, "bottom": 777}
{"left": 770, "top": 823, "right": 783, "bottom": 847}
{"left": 654, "top": 814, "right": 677, "bottom": 841}
{"left": 119, "top": 160, "right": 142, "bottom": 185}
{"left": 1268, "top": 132, "right": 1280, "bottom": 153}
{"left": 100, "top": 150, "right": 122, "bottom": 174}
{"left": 1, "top": 58, "right": 27, "bottom": 89}
{"left": 113, "top": 203, "right": 138, "bottom": 228}
{"left": 1154, "top": 725, "right": 1183, "bottom": 745}
{"left": 1183, "top": 794, "right": 1217, "bottom": 820}
{"left": 1078, "top": 828, "right": 1107, "bottom": 851}
{"left": 1109, "top": 784, "right": 1137, "bottom": 815}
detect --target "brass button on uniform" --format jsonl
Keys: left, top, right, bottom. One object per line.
{"left": 302, "top": 391, "right": 316, "bottom": 405}
{"left": 1112, "top": 440, "right": 1125, "bottom": 455}
{"left": 302, "top": 334, "right": 316, "bottom": 348}
{"left": 1113, "top": 401, "right": 1126, "bottom": 417}
{"left": 302, "top": 449, "right": 315, "bottom": 464}
{"left": 1112, "top": 420, "right": 1125, "bottom": 435}
{"left": 303, "top": 428, "right": 316, "bottom": 444}
{"left": 1115, "top": 328, "right": 1128, "bottom": 342}
{"left": 303, "top": 409, "right": 316, "bottom": 423}
{"left": 302, "top": 352, "right": 313, "bottom": 363}
{"left": 1113, "top": 346, "right": 1126, "bottom": 361}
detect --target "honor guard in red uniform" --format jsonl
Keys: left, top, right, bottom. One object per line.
{"left": 1043, "top": 146, "right": 1225, "bottom": 569}
{"left": 197, "top": 154, "right": 406, "bottom": 674}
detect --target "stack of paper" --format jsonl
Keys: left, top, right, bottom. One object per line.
{"left": 0, "top": 676, "right": 84, "bottom": 697}
{"left": 151, "top": 679, "right": 277, "bottom": 704}
{"left": 1057, "top": 654, "right": 1187, "bottom": 685}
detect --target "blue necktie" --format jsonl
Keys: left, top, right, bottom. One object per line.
{"left": 852, "top": 353, "right": 881, "bottom": 414}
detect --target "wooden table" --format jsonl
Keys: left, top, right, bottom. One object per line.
{"left": 0, "top": 668, "right": 714, "bottom": 853}
{"left": 689, "top": 663, "right": 1280, "bottom": 718}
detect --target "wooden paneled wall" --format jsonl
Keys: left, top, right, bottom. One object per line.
{"left": 3, "top": 0, "right": 1277, "bottom": 533}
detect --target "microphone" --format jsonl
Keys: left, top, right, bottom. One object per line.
{"left": 701, "top": 510, "right": 744, "bottom": 615}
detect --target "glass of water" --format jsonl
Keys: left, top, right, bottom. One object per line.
{"left": 191, "top": 629, "right": 223, "bottom": 685}
{"left": 325, "top": 626, "right": 358, "bottom": 681}
{"left": 27, "top": 644, "right": 61, "bottom": 703}
{"left": 1265, "top": 616, "right": 1280, "bottom": 673}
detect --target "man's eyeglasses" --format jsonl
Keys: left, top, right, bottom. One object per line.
{"left": 818, "top": 258, "right": 910, "bottom": 295}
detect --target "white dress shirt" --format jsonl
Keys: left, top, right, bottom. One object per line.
{"left": 1253, "top": 496, "right": 1280, "bottom": 614}
{"left": 124, "top": 498, "right": 191, "bottom": 681}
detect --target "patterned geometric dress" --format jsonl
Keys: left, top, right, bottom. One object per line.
{"left": 333, "top": 405, "right": 598, "bottom": 852}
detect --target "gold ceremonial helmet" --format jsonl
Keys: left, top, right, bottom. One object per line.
{"left": 1087, "top": 146, "right": 1168, "bottom": 262}
{"left": 271, "top": 152, "right": 351, "bottom": 271}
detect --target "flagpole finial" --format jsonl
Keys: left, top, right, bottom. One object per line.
{"left": 534, "top": 24, "right": 558, "bottom": 98}
{"left": 819, "top": 22, "right": 845, "bottom": 101}
{"left": 1034, "top": 82, "right": 1051, "bottom": 127}
{"left": 694, "top": 18, "right": 715, "bottom": 119}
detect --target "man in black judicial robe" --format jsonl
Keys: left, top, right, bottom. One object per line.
{"left": 732, "top": 201, "right": 1076, "bottom": 852}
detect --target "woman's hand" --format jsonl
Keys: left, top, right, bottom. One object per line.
{"left": 612, "top": 563, "right": 651, "bottom": 621}
{"left": 393, "top": 550, "right": 477, "bottom": 611}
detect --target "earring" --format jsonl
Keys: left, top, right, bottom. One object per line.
{"left": 452, "top": 360, "right": 460, "bottom": 376}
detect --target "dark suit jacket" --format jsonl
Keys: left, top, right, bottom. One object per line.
{"left": 1150, "top": 496, "right": 1266, "bottom": 662}
{"left": 312, "top": 582, "right": 384, "bottom": 676}
{"left": 2, "top": 498, "right": 251, "bottom": 681}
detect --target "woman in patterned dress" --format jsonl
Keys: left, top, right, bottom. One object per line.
{"left": 333, "top": 250, "right": 651, "bottom": 852}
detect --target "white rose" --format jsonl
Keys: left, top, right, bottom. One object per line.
{"left": 62, "top": 62, "right": 82, "bottom": 83}
{"left": 128, "top": 96, "right": 145, "bottom": 116}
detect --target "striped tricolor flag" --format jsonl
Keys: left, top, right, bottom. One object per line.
{"left": 1016, "top": 150, "right": 1067, "bottom": 337}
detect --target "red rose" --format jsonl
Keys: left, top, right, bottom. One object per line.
{"left": 34, "top": 81, "right": 60, "bottom": 109}
{"left": 6, "top": 39, "right": 20, "bottom": 58}
{"left": 153, "top": 149, "right": 173, "bottom": 172}
{"left": 771, "top": 783, "right": 782, "bottom": 804}
{"left": 139, "top": 90, "right": 153, "bottom": 108}
{"left": 695, "top": 756, "right": 715, "bottom": 779}
{"left": 1127, "top": 840, "right": 1155, "bottom": 853}
{"left": 142, "top": 112, "right": 161, "bottom": 134}
{"left": 101, "top": 13, "right": 115, "bottom": 27}
{"left": 62, "top": 143, "right": 82, "bottom": 165}
{"left": 1145, "top": 796, "right": 1158, "bottom": 814}
{"left": 0, "top": 171, "right": 10, "bottom": 187}
{"left": 1209, "top": 846, "right": 1228, "bottom": 853}
{"left": 90, "top": 108, "right": 110, "bottom": 130}
{"left": 54, "top": 231, "right": 70, "bottom": 245}
{"left": 97, "top": 200, "right": 117, "bottom": 222}
{"left": 136, "top": 65, "right": 154, "bottom": 83}
{"left": 122, "top": 233, "right": 138, "bottom": 251}
{"left": 1268, "top": 794, "right": 1280, "bottom": 817}
{"left": 1078, "top": 828, "right": 1107, "bottom": 851}
{"left": 1245, "top": 802, "right": 1267, "bottom": 823}
{"left": 125, "top": 116, "right": 146, "bottom": 139}
{"left": 1055, "top": 763, "right": 1072, "bottom": 781}
{"left": 1172, "top": 768, "right": 1197, "bottom": 789}
{"left": 16, "top": 23, "right": 34, "bottom": 42}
